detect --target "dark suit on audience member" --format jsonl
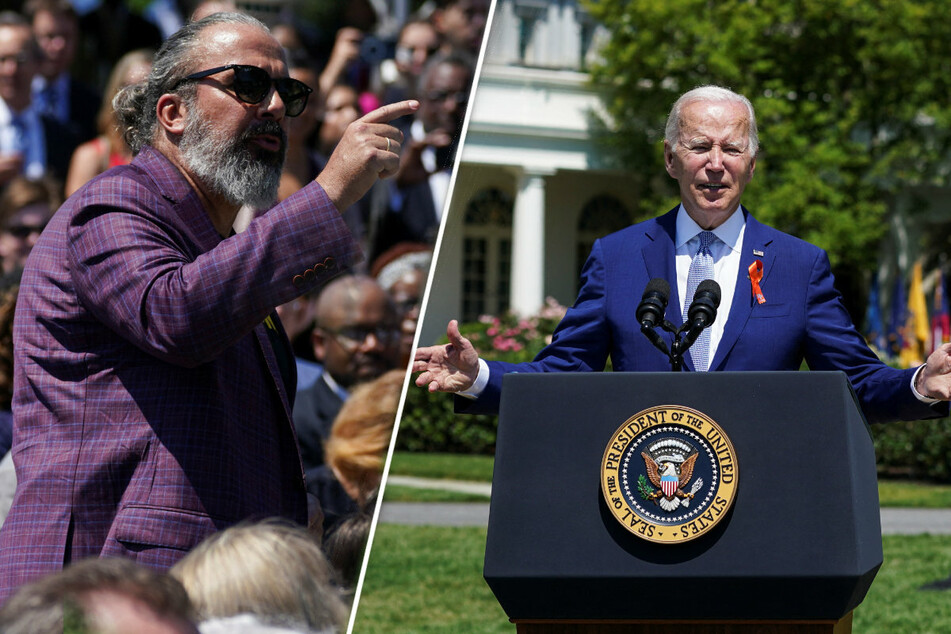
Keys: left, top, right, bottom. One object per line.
{"left": 292, "top": 374, "right": 346, "bottom": 472}
{"left": 41, "top": 113, "right": 78, "bottom": 182}
{"left": 33, "top": 75, "right": 101, "bottom": 144}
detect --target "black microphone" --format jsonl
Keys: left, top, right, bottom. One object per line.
{"left": 679, "top": 279, "right": 721, "bottom": 353}
{"left": 686, "top": 279, "right": 721, "bottom": 329}
{"left": 636, "top": 278, "right": 670, "bottom": 329}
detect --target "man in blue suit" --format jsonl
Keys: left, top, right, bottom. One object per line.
{"left": 414, "top": 85, "right": 951, "bottom": 422}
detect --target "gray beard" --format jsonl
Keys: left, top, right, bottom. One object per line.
{"left": 179, "top": 109, "right": 286, "bottom": 210}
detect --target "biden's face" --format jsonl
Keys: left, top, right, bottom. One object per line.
{"left": 664, "top": 99, "right": 756, "bottom": 230}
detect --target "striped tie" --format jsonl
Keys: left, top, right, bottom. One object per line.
{"left": 684, "top": 231, "right": 716, "bottom": 372}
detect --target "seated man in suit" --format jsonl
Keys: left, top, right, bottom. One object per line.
{"left": 292, "top": 274, "right": 401, "bottom": 474}
{"left": 414, "top": 85, "right": 951, "bottom": 422}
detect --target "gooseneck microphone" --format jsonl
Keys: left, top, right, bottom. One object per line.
{"left": 636, "top": 278, "right": 670, "bottom": 329}
{"left": 636, "top": 278, "right": 673, "bottom": 362}
{"left": 637, "top": 278, "right": 721, "bottom": 371}
{"left": 679, "top": 280, "right": 722, "bottom": 352}
{"left": 687, "top": 279, "right": 721, "bottom": 329}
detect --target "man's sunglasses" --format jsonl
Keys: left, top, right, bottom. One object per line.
{"left": 175, "top": 64, "right": 312, "bottom": 117}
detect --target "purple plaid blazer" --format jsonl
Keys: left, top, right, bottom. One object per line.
{"left": 0, "top": 147, "right": 360, "bottom": 601}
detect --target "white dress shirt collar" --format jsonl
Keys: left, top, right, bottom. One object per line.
{"left": 675, "top": 204, "right": 745, "bottom": 254}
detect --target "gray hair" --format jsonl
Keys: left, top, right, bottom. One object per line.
{"left": 664, "top": 85, "right": 759, "bottom": 156}
{"left": 113, "top": 11, "right": 270, "bottom": 154}
{"left": 375, "top": 250, "right": 432, "bottom": 292}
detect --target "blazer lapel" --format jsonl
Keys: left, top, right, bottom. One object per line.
{"left": 710, "top": 209, "right": 776, "bottom": 370}
{"left": 642, "top": 206, "right": 681, "bottom": 323}
{"left": 641, "top": 207, "right": 690, "bottom": 368}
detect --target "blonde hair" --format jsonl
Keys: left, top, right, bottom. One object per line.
{"left": 170, "top": 519, "right": 348, "bottom": 631}
{"left": 325, "top": 370, "right": 404, "bottom": 504}
{"left": 98, "top": 49, "right": 154, "bottom": 142}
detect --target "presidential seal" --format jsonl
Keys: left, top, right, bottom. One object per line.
{"left": 600, "top": 405, "right": 738, "bottom": 544}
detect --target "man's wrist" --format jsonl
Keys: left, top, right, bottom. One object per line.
{"left": 458, "top": 358, "right": 489, "bottom": 399}
{"left": 912, "top": 365, "right": 939, "bottom": 403}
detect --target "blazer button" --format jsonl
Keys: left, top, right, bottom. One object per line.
{"left": 303, "top": 269, "right": 315, "bottom": 282}
{"left": 292, "top": 274, "right": 305, "bottom": 288}
{"left": 323, "top": 257, "right": 335, "bottom": 269}
{"left": 314, "top": 262, "right": 325, "bottom": 273}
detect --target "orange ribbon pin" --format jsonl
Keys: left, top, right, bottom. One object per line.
{"left": 749, "top": 260, "right": 766, "bottom": 304}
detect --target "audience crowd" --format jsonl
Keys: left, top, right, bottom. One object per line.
{"left": 0, "top": 0, "right": 483, "bottom": 628}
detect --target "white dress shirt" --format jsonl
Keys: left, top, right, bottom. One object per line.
{"left": 674, "top": 204, "right": 746, "bottom": 362}
{"left": 0, "top": 99, "right": 47, "bottom": 180}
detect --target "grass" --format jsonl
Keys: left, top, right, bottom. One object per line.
{"left": 854, "top": 535, "right": 951, "bottom": 633}
{"left": 877, "top": 479, "right": 951, "bottom": 508}
{"left": 354, "top": 524, "right": 510, "bottom": 633}
{"left": 354, "top": 526, "right": 951, "bottom": 633}
{"left": 382, "top": 484, "right": 490, "bottom": 503}
{"left": 387, "top": 452, "right": 495, "bottom": 482}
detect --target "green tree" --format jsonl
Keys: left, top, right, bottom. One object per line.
{"left": 584, "top": 0, "right": 951, "bottom": 278}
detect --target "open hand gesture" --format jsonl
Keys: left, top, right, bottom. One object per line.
{"left": 413, "top": 320, "right": 480, "bottom": 393}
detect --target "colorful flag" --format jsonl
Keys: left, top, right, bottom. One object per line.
{"left": 864, "top": 273, "right": 886, "bottom": 353}
{"left": 932, "top": 269, "right": 950, "bottom": 354}
{"left": 887, "top": 275, "right": 906, "bottom": 360}
{"left": 900, "top": 261, "right": 929, "bottom": 367}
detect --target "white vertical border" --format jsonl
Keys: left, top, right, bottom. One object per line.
{"left": 346, "top": 2, "right": 501, "bottom": 631}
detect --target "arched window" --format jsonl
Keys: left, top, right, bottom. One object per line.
{"left": 576, "top": 194, "right": 631, "bottom": 281}
{"left": 463, "top": 188, "right": 514, "bottom": 321}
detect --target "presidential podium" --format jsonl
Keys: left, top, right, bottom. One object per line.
{"left": 483, "top": 372, "right": 881, "bottom": 634}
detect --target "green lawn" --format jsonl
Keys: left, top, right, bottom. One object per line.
{"left": 855, "top": 535, "right": 951, "bottom": 633}
{"left": 354, "top": 525, "right": 509, "bottom": 633}
{"left": 354, "top": 526, "right": 951, "bottom": 633}
{"left": 387, "top": 452, "right": 495, "bottom": 482}
{"left": 382, "top": 484, "right": 490, "bottom": 503}
{"left": 877, "top": 479, "right": 951, "bottom": 508}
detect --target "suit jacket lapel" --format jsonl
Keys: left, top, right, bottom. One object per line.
{"left": 641, "top": 207, "right": 692, "bottom": 369}
{"left": 642, "top": 206, "right": 681, "bottom": 324}
{"left": 711, "top": 209, "right": 776, "bottom": 370}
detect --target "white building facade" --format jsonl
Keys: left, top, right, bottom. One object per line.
{"left": 421, "top": 0, "right": 641, "bottom": 345}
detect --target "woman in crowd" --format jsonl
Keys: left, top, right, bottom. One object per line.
{"left": 171, "top": 519, "right": 348, "bottom": 633}
{"left": 64, "top": 48, "right": 152, "bottom": 196}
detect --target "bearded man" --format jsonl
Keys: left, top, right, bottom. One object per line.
{"left": 0, "top": 11, "right": 415, "bottom": 600}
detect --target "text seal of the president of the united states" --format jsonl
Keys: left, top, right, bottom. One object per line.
{"left": 600, "top": 405, "right": 738, "bottom": 544}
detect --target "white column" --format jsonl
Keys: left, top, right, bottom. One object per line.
{"left": 510, "top": 170, "right": 550, "bottom": 315}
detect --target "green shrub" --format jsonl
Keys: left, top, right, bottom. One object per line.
{"left": 397, "top": 299, "right": 567, "bottom": 455}
{"left": 872, "top": 417, "right": 951, "bottom": 483}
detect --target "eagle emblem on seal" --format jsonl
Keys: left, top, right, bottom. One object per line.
{"left": 639, "top": 438, "right": 705, "bottom": 512}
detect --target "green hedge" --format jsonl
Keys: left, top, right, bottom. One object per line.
{"left": 397, "top": 303, "right": 566, "bottom": 455}
{"left": 872, "top": 418, "right": 951, "bottom": 483}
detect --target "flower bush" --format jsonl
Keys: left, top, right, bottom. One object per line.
{"left": 396, "top": 298, "right": 567, "bottom": 455}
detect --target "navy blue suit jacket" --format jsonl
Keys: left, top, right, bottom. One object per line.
{"left": 460, "top": 206, "right": 945, "bottom": 424}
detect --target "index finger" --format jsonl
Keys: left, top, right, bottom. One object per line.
{"left": 360, "top": 100, "right": 420, "bottom": 124}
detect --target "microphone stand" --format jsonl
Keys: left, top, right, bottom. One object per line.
{"left": 644, "top": 319, "right": 705, "bottom": 372}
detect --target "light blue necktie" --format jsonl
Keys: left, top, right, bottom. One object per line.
{"left": 684, "top": 231, "right": 716, "bottom": 372}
